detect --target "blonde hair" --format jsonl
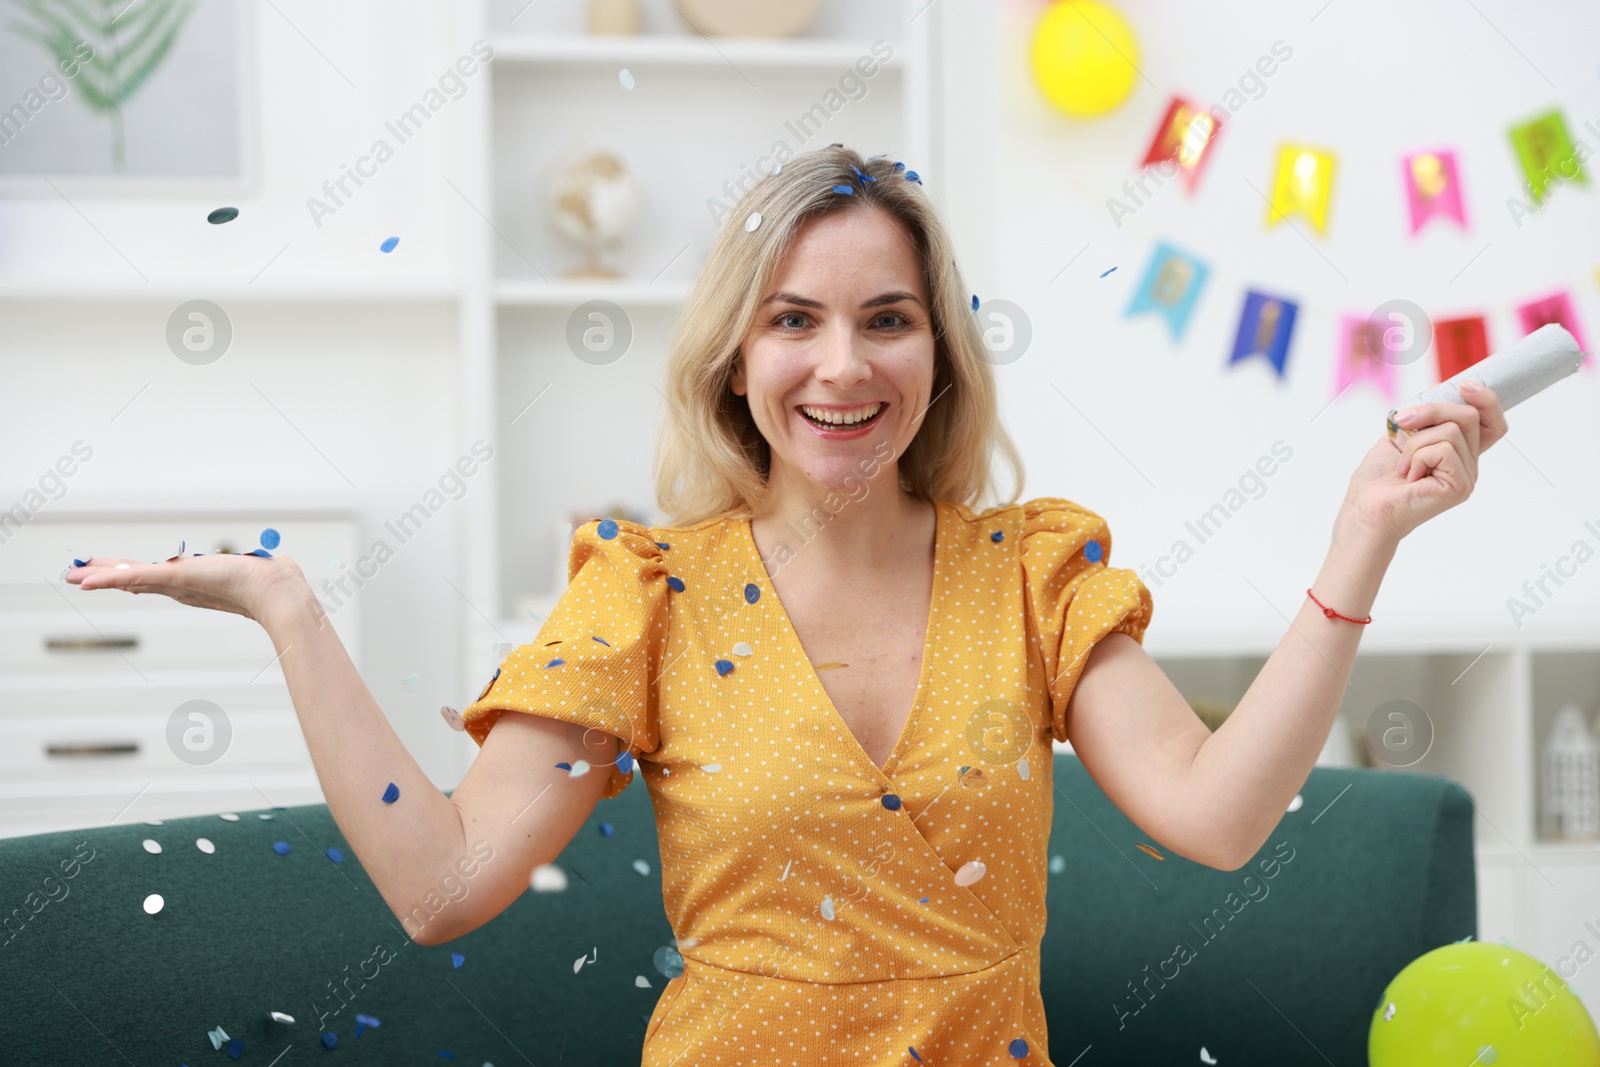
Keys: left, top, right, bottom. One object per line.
{"left": 654, "top": 144, "right": 1025, "bottom": 527}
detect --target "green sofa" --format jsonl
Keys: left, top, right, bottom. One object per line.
{"left": 0, "top": 753, "right": 1475, "bottom": 1064}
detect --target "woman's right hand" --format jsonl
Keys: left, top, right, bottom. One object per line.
{"left": 65, "top": 550, "right": 309, "bottom": 623}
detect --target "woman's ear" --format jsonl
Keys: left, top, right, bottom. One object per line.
{"left": 729, "top": 354, "right": 746, "bottom": 396}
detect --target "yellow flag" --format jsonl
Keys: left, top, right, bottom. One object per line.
{"left": 1267, "top": 144, "right": 1336, "bottom": 234}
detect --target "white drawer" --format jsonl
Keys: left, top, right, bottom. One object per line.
{"left": 0, "top": 600, "right": 282, "bottom": 677}
{"left": 0, "top": 775, "right": 327, "bottom": 839}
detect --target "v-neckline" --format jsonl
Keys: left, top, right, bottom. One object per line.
{"left": 738, "top": 500, "right": 945, "bottom": 782}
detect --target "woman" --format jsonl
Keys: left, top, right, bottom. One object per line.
{"left": 68, "top": 145, "right": 1506, "bottom": 1064}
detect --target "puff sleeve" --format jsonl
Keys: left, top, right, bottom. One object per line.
{"left": 460, "top": 517, "right": 670, "bottom": 800}
{"left": 1021, "top": 497, "right": 1154, "bottom": 744}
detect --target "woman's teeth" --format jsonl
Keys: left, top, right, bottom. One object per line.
{"left": 799, "top": 403, "right": 884, "bottom": 427}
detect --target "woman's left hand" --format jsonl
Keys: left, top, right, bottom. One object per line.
{"left": 1338, "top": 382, "right": 1509, "bottom": 546}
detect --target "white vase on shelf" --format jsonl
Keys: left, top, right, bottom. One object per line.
{"left": 1541, "top": 703, "right": 1600, "bottom": 841}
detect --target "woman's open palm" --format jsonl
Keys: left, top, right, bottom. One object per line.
{"left": 65, "top": 550, "right": 306, "bottom": 623}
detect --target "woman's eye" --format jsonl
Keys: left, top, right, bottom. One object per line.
{"left": 775, "top": 312, "right": 808, "bottom": 331}
{"left": 874, "top": 312, "right": 910, "bottom": 329}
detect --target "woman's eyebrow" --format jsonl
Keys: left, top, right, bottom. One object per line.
{"left": 759, "top": 290, "right": 924, "bottom": 310}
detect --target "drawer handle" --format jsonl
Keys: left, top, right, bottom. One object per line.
{"left": 45, "top": 742, "right": 140, "bottom": 758}
{"left": 45, "top": 636, "right": 139, "bottom": 652}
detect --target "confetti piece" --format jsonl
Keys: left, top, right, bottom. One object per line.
{"left": 636, "top": 974, "right": 652, "bottom": 987}
{"left": 1085, "top": 540, "right": 1103, "bottom": 563}
{"left": 402, "top": 673, "right": 421, "bottom": 692}
{"left": 745, "top": 212, "right": 762, "bottom": 232}
{"left": 257, "top": 813, "right": 274, "bottom": 820}
{"left": 1100, "top": 267, "right": 1117, "bottom": 277}
{"left": 142, "top": 839, "right": 162, "bottom": 855}
{"left": 207, "top": 206, "right": 238, "bottom": 224}
{"left": 1048, "top": 854, "right": 1066, "bottom": 874}
{"left": 273, "top": 841, "right": 290, "bottom": 855}
{"left": 667, "top": 576, "right": 685, "bottom": 592}
{"left": 322, "top": 1031, "right": 338, "bottom": 1049}
{"left": 270, "top": 1011, "right": 295, "bottom": 1024}
{"left": 1017, "top": 758, "right": 1030, "bottom": 780}
{"left": 531, "top": 864, "right": 568, "bottom": 892}
{"left": 196, "top": 838, "right": 215, "bottom": 855}
{"left": 905, "top": 171, "right": 921, "bottom": 184}
{"left": 115, "top": 563, "right": 130, "bottom": 569}
{"left": 243, "top": 548, "right": 273, "bottom": 557}
{"left": 954, "top": 860, "right": 986, "bottom": 886}
{"left": 1200, "top": 1048, "right": 1218, "bottom": 1064}
{"left": 380, "top": 236, "right": 399, "bottom": 253}
{"left": 1134, "top": 843, "right": 1165, "bottom": 860}
{"left": 770, "top": 162, "right": 782, "bottom": 176}
{"left": 831, "top": 184, "right": 854, "bottom": 195}
{"left": 546, "top": 657, "right": 566, "bottom": 668}
{"left": 850, "top": 163, "right": 875, "bottom": 184}
{"left": 881, "top": 793, "right": 902, "bottom": 811}
{"left": 815, "top": 661, "right": 849, "bottom": 670}
{"left": 702, "top": 763, "right": 721, "bottom": 772}
{"left": 143, "top": 894, "right": 164, "bottom": 915}
{"left": 619, "top": 68, "right": 634, "bottom": 89}
{"left": 991, "top": 530, "right": 1004, "bottom": 542}
{"left": 440, "top": 705, "right": 465, "bottom": 731}
{"left": 382, "top": 782, "right": 400, "bottom": 803}
{"left": 325, "top": 549, "right": 341, "bottom": 568}
{"left": 653, "top": 945, "right": 684, "bottom": 978}
{"left": 1287, "top": 793, "right": 1304, "bottom": 812}
{"left": 732, "top": 641, "right": 753, "bottom": 656}
{"left": 820, "top": 895, "right": 835, "bottom": 920}
{"left": 556, "top": 761, "right": 571, "bottom": 770}
{"left": 260, "top": 528, "right": 280, "bottom": 550}
{"left": 592, "top": 635, "right": 611, "bottom": 646}
{"left": 918, "top": 896, "right": 929, "bottom": 904}
{"left": 617, "top": 751, "right": 635, "bottom": 774}
{"left": 1382, "top": 1001, "right": 1396, "bottom": 1021}
{"left": 632, "top": 859, "right": 650, "bottom": 876}
{"left": 569, "top": 759, "right": 591, "bottom": 777}
{"left": 910, "top": 1048, "right": 923, "bottom": 1062}
{"left": 743, "top": 582, "right": 760, "bottom": 603}
{"left": 220, "top": 812, "right": 239, "bottom": 822}
{"left": 326, "top": 848, "right": 343, "bottom": 864}
{"left": 597, "top": 518, "right": 619, "bottom": 539}
{"left": 655, "top": 541, "right": 671, "bottom": 550}
{"left": 452, "top": 953, "right": 465, "bottom": 968}
{"left": 599, "top": 822, "right": 614, "bottom": 837}
{"left": 144, "top": 818, "right": 163, "bottom": 826}
{"left": 780, "top": 858, "right": 792, "bottom": 881}
{"left": 1009, "top": 1037, "right": 1029, "bottom": 1057}
{"left": 208, "top": 1025, "right": 230, "bottom": 1049}
{"left": 972, "top": 294, "right": 980, "bottom": 310}
{"left": 715, "top": 659, "right": 734, "bottom": 676}
{"left": 227, "top": 1037, "right": 243, "bottom": 1059}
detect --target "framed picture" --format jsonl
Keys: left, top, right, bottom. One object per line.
{"left": 0, "top": 0, "right": 256, "bottom": 194}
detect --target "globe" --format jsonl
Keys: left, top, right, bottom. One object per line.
{"left": 541, "top": 147, "right": 644, "bottom": 281}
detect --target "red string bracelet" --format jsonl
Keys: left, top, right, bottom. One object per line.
{"left": 1307, "top": 587, "right": 1371, "bottom": 625}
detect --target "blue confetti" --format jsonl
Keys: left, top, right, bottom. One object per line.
{"left": 667, "top": 576, "right": 685, "bottom": 592}
{"left": 546, "top": 658, "right": 565, "bottom": 668}
{"left": 207, "top": 206, "right": 238, "bottom": 225}
{"left": 654, "top": 541, "right": 671, "bottom": 550}
{"left": 1009, "top": 1037, "right": 1029, "bottom": 1058}
{"left": 597, "top": 518, "right": 619, "bottom": 540}
{"left": 893, "top": 161, "right": 906, "bottom": 171}
{"left": 850, "top": 164, "right": 875, "bottom": 184}
{"left": 273, "top": 841, "right": 290, "bottom": 855}
{"left": 881, "top": 793, "right": 902, "bottom": 811}
{"left": 226, "top": 1038, "right": 243, "bottom": 1060}
{"left": 243, "top": 548, "right": 272, "bottom": 558}
{"left": 972, "top": 294, "right": 980, "bottom": 311}
{"left": 381, "top": 782, "right": 400, "bottom": 804}
{"left": 905, "top": 171, "right": 921, "bottom": 184}
{"left": 743, "top": 582, "right": 760, "bottom": 604}
{"left": 451, "top": 953, "right": 464, "bottom": 969}
{"left": 592, "top": 635, "right": 611, "bottom": 646}
{"left": 259, "top": 528, "right": 280, "bottom": 550}
{"left": 918, "top": 896, "right": 929, "bottom": 904}
{"left": 556, "top": 761, "right": 572, "bottom": 771}
{"left": 326, "top": 848, "right": 343, "bottom": 864}
{"left": 380, "top": 236, "right": 399, "bottom": 253}
{"left": 71, "top": 558, "right": 88, "bottom": 567}
{"left": 436, "top": 1053, "right": 455, "bottom": 1061}
{"left": 617, "top": 750, "right": 635, "bottom": 774}
{"left": 599, "top": 822, "right": 614, "bottom": 837}
{"left": 1085, "top": 539, "right": 1103, "bottom": 563}
{"left": 910, "top": 1048, "right": 923, "bottom": 1063}
{"left": 714, "top": 659, "right": 734, "bottom": 676}
{"left": 321, "top": 1032, "right": 338, "bottom": 1049}
{"left": 991, "top": 530, "right": 1004, "bottom": 542}
{"left": 354, "top": 1012, "right": 380, "bottom": 1036}
{"left": 831, "top": 184, "right": 854, "bottom": 195}
{"left": 1100, "top": 266, "right": 1117, "bottom": 278}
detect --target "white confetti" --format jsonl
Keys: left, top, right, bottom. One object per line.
{"left": 632, "top": 859, "right": 651, "bottom": 876}
{"left": 531, "top": 863, "right": 568, "bottom": 892}
{"left": 1016, "top": 758, "right": 1030, "bottom": 780}
{"left": 1287, "top": 793, "right": 1304, "bottom": 812}
{"left": 569, "top": 759, "right": 591, "bottom": 777}
{"left": 619, "top": 68, "right": 635, "bottom": 90}
{"left": 1382, "top": 1001, "right": 1396, "bottom": 1021}
{"left": 115, "top": 563, "right": 130, "bottom": 569}
{"left": 401, "top": 673, "right": 421, "bottom": 692}
{"left": 770, "top": 161, "right": 782, "bottom": 176}
{"left": 207, "top": 1025, "right": 229, "bottom": 1049}
{"left": 142, "top": 839, "right": 162, "bottom": 855}
{"left": 270, "top": 1011, "right": 295, "bottom": 1024}
{"left": 219, "top": 813, "right": 239, "bottom": 822}
{"left": 1200, "top": 1047, "right": 1217, "bottom": 1064}
{"left": 143, "top": 893, "right": 164, "bottom": 915}
{"left": 820, "top": 895, "right": 835, "bottom": 920}
{"left": 258, "top": 813, "right": 274, "bottom": 820}
{"left": 635, "top": 975, "right": 652, "bottom": 988}
{"left": 196, "top": 838, "right": 215, "bottom": 855}
{"left": 732, "top": 641, "right": 754, "bottom": 656}
{"left": 954, "top": 859, "right": 986, "bottom": 887}
{"left": 703, "top": 763, "right": 721, "bottom": 773}
{"left": 744, "top": 212, "right": 762, "bottom": 232}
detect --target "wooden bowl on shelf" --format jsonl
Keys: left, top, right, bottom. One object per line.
{"left": 675, "top": 0, "right": 823, "bottom": 37}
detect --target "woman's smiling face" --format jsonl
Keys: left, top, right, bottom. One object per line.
{"left": 730, "top": 206, "right": 936, "bottom": 497}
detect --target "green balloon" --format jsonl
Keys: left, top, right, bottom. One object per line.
{"left": 1370, "top": 941, "right": 1600, "bottom": 1066}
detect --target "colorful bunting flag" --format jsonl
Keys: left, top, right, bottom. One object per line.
{"left": 1402, "top": 149, "right": 1467, "bottom": 234}
{"left": 1336, "top": 315, "right": 1399, "bottom": 403}
{"left": 1141, "top": 97, "right": 1223, "bottom": 192}
{"left": 1126, "top": 242, "right": 1210, "bottom": 340}
{"left": 1509, "top": 110, "right": 1587, "bottom": 204}
{"left": 1229, "top": 290, "right": 1298, "bottom": 379}
{"left": 1433, "top": 316, "right": 1491, "bottom": 382}
{"left": 1267, "top": 144, "right": 1336, "bottom": 234}
{"left": 1518, "top": 291, "right": 1591, "bottom": 367}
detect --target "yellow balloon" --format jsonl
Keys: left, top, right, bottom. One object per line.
{"left": 1370, "top": 942, "right": 1600, "bottom": 1067}
{"left": 1031, "top": 1, "right": 1140, "bottom": 118}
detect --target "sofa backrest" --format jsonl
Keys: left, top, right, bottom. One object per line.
{"left": 0, "top": 753, "right": 1474, "bottom": 1063}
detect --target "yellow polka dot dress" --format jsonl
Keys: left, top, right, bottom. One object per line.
{"left": 461, "top": 496, "right": 1154, "bottom": 1065}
